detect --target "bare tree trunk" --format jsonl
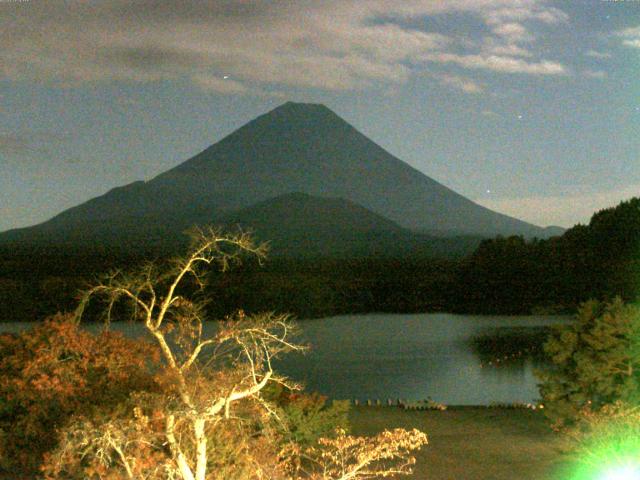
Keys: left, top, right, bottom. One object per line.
{"left": 193, "top": 418, "right": 208, "bottom": 480}
{"left": 166, "top": 414, "right": 196, "bottom": 480}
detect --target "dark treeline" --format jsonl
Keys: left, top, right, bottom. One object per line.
{"left": 2, "top": 198, "right": 639, "bottom": 321}
{"left": 205, "top": 257, "right": 457, "bottom": 318}
{"left": 0, "top": 247, "right": 457, "bottom": 321}
{"left": 0, "top": 244, "right": 160, "bottom": 322}
{"left": 198, "top": 193, "right": 640, "bottom": 317}
{"left": 454, "top": 197, "right": 640, "bottom": 314}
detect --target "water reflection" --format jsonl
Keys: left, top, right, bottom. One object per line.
{"left": 1, "top": 313, "right": 567, "bottom": 406}
{"left": 469, "top": 326, "right": 550, "bottom": 365}
{"left": 273, "top": 313, "right": 566, "bottom": 405}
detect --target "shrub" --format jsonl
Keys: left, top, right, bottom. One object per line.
{"left": 537, "top": 298, "right": 640, "bottom": 430}
{"left": 0, "top": 314, "right": 159, "bottom": 475}
{"left": 271, "top": 386, "right": 350, "bottom": 447}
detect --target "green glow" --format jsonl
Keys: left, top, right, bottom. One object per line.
{"left": 564, "top": 432, "right": 640, "bottom": 480}
{"left": 601, "top": 465, "right": 640, "bottom": 480}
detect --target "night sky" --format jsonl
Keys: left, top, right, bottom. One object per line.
{"left": 2, "top": 0, "right": 639, "bottom": 232}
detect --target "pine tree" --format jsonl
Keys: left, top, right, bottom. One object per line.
{"left": 537, "top": 298, "right": 640, "bottom": 429}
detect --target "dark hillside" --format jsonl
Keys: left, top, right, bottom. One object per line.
{"left": 220, "top": 192, "right": 481, "bottom": 259}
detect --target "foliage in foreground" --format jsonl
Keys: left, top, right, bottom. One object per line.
{"left": 537, "top": 298, "right": 640, "bottom": 430}
{"left": 1, "top": 228, "right": 428, "bottom": 479}
{"left": 269, "top": 386, "right": 351, "bottom": 448}
{"left": 0, "top": 314, "right": 159, "bottom": 474}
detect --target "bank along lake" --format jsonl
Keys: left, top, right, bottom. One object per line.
{"left": 1, "top": 313, "right": 568, "bottom": 406}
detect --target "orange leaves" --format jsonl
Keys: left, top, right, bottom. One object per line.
{"left": 307, "top": 428, "right": 428, "bottom": 480}
{"left": 0, "top": 313, "right": 160, "bottom": 475}
{"left": 7, "top": 231, "right": 431, "bottom": 480}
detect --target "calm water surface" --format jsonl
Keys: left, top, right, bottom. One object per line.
{"left": 2, "top": 313, "right": 567, "bottom": 406}
{"left": 273, "top": 313, "right": 566, "bottom": 405}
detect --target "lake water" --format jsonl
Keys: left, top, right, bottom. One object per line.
{"left": 1, "top": 313, "right": 568, "bottom": 406}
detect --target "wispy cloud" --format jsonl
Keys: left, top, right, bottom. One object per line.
{"left": 432, "top": 73, "right": 484, "bottom": 93}
{"left": 481, "top": 5, "right": 568, "bottom": 26}
{"left": 585, "top": 50, "right": 612, "bottom": 59}
{"left": 482, "top": 40, "right": 532, "bottom": 58}
{"left": 617, "top": 25, "right": 640, "bottom": 49}
{"left": 623, "top": 39, "right": 640, "bottom": 49}
{"left": 422, "top": 53, "right": 567, "bottom": 75}
{"left": 491, "top": 22, "right": 533, "bottom": 42}
{"left": 0, "top": 0, "right": 570, "bottom": 93}
{"left": 583, "top": 69, "right": 607, "bottom": 79}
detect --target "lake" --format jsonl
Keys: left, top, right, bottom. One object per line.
{"left": 0, "top": 313, "right": 568, "bottom": 406}
{"left": 273, "top": 313, "right": 567, "bottom": 405}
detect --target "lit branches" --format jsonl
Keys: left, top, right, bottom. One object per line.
{"left": 72, "top": 228, "right": 303, "bottom": 480}
{"left": 304, "top": 428, "right": 428, "bottom": 480}
{"left": 46, "top": 227, "right": 428, "bottom": 480}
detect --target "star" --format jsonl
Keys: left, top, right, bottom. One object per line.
{"left": 517, "top": 115, "right": 523, "bottom": 120}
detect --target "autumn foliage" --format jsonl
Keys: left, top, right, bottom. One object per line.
{"left": 0, "top": 314, "right": 159, "bottom": 474}
{"left": 0, "top": 229, "right": 428, "bottom": 479}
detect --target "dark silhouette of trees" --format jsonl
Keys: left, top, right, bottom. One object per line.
{"left": 454, "top": 197, "right": 640, "bottom": 313}
{"left": 2, "top": 197, "right": 639, "bottom": 321}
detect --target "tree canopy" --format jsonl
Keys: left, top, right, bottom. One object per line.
{"left": 1, "top": 228, "right": 428, "bottom": 479}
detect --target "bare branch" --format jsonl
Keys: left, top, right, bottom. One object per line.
{"left": 59, "top": 228, "right": 426, "bottom": 480}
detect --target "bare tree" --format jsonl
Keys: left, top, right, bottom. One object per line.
{"left": 47, "top": 228, "right": 427, "bottom": 480}
{"left": 69, "top": 228, "right": 301, "bottom": 479}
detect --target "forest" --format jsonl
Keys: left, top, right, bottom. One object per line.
{"left": 1, "top": 197, "right": 639, "bottom": 323}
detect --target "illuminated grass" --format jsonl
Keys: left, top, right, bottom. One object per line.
{"left": 349, "top": 406, "right": 567, "bottom": 480}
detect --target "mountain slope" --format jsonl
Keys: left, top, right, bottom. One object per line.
{"left": 220, "top": 192, "right": 481, "bottom": 258}
{"left": 150, "top": 101, "right": 551, "bottom": 237}
{"left": 0, "top": 101, "right": 560, "bottom": 248}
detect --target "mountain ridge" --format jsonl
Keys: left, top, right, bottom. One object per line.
{"left": 0, "top": 101, "right": 563, "bottom": 250}
{"left": 218, "top": 192, "right": 481, "bottom": 258}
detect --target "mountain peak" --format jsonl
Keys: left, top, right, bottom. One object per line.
{"left": 0, "top": 103, "right": 557, "bottom": 244}
{"left": 279, "top": 101, "right": 329, "bottom": 110}
{"left": 269, "top": 101, "right": 335, "bottom": 118}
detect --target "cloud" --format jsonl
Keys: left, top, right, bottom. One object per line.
{"left": 476, "top": 184, "right": 640, "bottom": 227}
{"left": 432, "top": 73, "right": 484, "bottom": 93}
{"left": 583, "top": 69, "right": 607, "bottom": 79}
{"left": 422, "top": 53, "right": 567, "bottom": 75}
{"left": 481, "top": 5, "right": 568, "bottom": 25}
{"left": 585, "top": 50, "right": 612, "bottom": 59}
{"left": 491, "top": 22, "right": 533, "bottom": 42}
{"left": 623, "top": 39, "right": 640, "bottom": 49}
{"left": 617, "top": 25, "right": 640, "bottom": 49}
{"left": 482, "top": 40, "right": 532, "bottom": 57}
{"left": 0, "top": 0, "right": 569, "bottom": 92}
